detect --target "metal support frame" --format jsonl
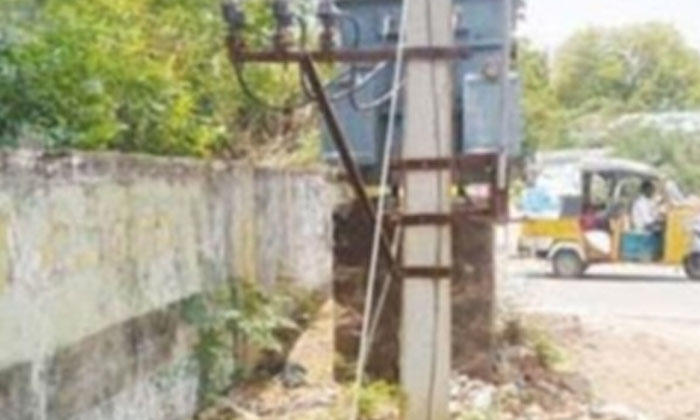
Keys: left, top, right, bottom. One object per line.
{"left": 226, "top": 34, "right": 511, "bottom": 277}
{"left": 390, "top": 152, "right": 507, "bottom": 221}
{"left": 223, "top": 5, "right": 513, "bottom": 416}
{"left": 298, "top": 55, "right": 397, "bottom": 271}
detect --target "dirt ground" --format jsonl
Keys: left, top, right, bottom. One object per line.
{"left": 506, "top": 259, "right": 700, "bottom": 420}
{"left": 539, "top": 314, "right": 700, "bottom": 420}
{"left": 198, "top": 256, "right": 700, "bottom": 420}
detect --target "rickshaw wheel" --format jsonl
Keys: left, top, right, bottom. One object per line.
{"left": 683, "top": 253, "right": 700, "bottom": 280}
{"left": 552, "top": 249, "right": 586, "bottom": 278}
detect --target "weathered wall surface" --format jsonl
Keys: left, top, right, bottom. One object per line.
{"left": 0, "top": 150, "right": 335, "bottom": 420}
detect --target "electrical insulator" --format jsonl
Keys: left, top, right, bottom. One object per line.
{"left": 271, "top": 0, "right": 295, "bottom": 49}
{"left": 221, "top": 1, "right": 245, "bottom": 34}
{"left": 221, "top": 0, "right": 246, "bottom": 50}
{"left": 317, "top": 0, "right": 340, "bottom": 50}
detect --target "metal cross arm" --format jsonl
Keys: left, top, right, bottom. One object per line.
{"left": 226, "top": 41, "right": 473, "bottom": 64}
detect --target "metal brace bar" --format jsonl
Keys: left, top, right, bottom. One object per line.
{"left": 298, "top": 54, "right": 397, "bottom": 270}
{"left": 400, "top": 266, "right": 452, "bottom": 279}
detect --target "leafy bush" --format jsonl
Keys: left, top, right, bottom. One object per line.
{"left": 0, "top": 0, "right": 315, "bottom": 158}
{"left": 182, "top": 280, "right": 297, "bottom": 403}
{"left": 356, "top": 381, "right": 403, "bottom": 419}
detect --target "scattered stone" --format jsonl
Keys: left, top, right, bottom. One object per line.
{"left": 590, "top": 402, "right": 646, "bottom": 420}
{"left": 448, "top": 400, "right": 462, "bottom": 416}
{"left": 471, "top": 385, "right": 496, "bottom": 411}
{"left": 448, "top": 361, "right": 652, "bottom": 420}
{"left": 280, "top": 363, "right": 308, "bottom": 389}
{"left": 524, "top": 403, "right": 544, "bottom": 417}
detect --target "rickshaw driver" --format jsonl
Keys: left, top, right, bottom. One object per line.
{"left": 631, "top": 180, "right": 665, "bottom": 233}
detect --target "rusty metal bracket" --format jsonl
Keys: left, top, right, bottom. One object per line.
{"left": 298, "top": 54, "right": 397, "bottom": 271}
{"left": 387, "top": 212, "right": 453, "bottom": 226}
{"left": 390, "top": 153, "right": 499, "bottom": 172}
{"left": 389, "top": 210, "right": 500, "bottom": 225}
{"left": 400, "top": 266, "right": 452, "bottom": 279}
{"left": 227, "top": 44, "right": 473, "bottom": 64}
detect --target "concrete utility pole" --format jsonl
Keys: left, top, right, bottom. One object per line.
{"left": 400, "top": 0, "right": 453, "bottom": 418}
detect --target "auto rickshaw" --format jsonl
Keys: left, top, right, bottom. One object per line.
{"left": 519, "top": 158, "right": 700, "bottom": 279}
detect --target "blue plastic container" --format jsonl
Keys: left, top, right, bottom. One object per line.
{"left": 621, "top": 232, "right": 662, "bottom": 262}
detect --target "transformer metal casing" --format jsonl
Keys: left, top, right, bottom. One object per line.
{"left": 322, "top": 0, "right": 522, "bottom": 179}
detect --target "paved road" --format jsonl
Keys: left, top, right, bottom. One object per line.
{"left": 503, "top": 259, "right": 700, "bottom": 323}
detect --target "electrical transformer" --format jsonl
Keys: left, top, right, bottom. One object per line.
{"left": 322, "top": 0, "right": 523, "bottom": 179}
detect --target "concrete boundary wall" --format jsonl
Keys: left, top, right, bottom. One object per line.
{"left": 0, "top": 149, "right": 335, "bottom": 420}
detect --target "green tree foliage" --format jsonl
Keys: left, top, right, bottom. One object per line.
{"left": 518, "top": 23, "right": 700, "bottom": 192}
{"left": 601, "top": 124, "right": 700, "bottom": 193}
{"left": 518, "top": 42, "right": 571, "bottom": 150}
{"left": 552, "top": 23, "right": 700, "bottom": 114}
{"left": 0, "top": 0, "right": 312, "bottom": 157}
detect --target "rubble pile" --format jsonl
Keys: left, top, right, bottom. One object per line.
{"left": 448, "top": 343, "right": 653, "bottom": 420}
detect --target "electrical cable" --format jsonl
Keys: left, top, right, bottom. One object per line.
{"left": 234, "top": 7, "right": 399, "bottom": 112}
{"left": 233, "top": 59, "right": 311, "bottom": 111}
{"left": 234, "top": 10, "right": 359, "bottom": 111}
{"left": 341, "top": 11, "right": 362, "bottom": 49}
{"left": 348, "top": 0, "right": 411, "bottom": 418}
{"left": 301, "top": 61, "right": 390, "bottom": 103}
{"left": 235, "top": 56, "right": 372, "bottom": 111}
{"left": 342, "top": 12, "right": 372, "bottom": 111}
{"left": 343, "top": 12, "right": 407, "bottom": 112}
{"left": 307, "top": 11, "right": 403, "bottom": 110}
{"left": 295, "top": 14, "right": 309, "bottom": 49}
{"left": 350, "top": 78, "right": 406, "bottom": 111}
{"left": 233, "top": 13, "right": 315, "bottom": 111}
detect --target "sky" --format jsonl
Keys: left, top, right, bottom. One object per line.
{"left": 518, "top": 0, "right": 700, "bottom": 53}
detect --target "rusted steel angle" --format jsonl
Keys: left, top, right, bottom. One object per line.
{"left": 400, "top": 266, "right": 452, "bottom": 279}
{"left": 387, "top": 209, "right": 499, "bottom": 226}
{"left": 390, "top": 153, "right": 499, "bottom": 172}
{"left": 298, "top": 54, "right": 397, "bottom": 270}
{"left": 386, "top": 212, "right": 453, "bottom": 226}
{"left": 227, "top": 45, "right": 473, "bottom": 63}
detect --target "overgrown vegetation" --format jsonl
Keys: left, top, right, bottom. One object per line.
{"left": 354, "top": 381, "right": 403, "bottom": 419}
{"left": 0, "top": 0, "right": 317, "bottom": 161}
{"left": 182, "top": 280, "right": 298, "bottom": 404}
{"left": 324, "top": 381, "right": 403, "bottom": 420}
{"left": 501, "top": 317, "right": 569, "bottom": 371}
